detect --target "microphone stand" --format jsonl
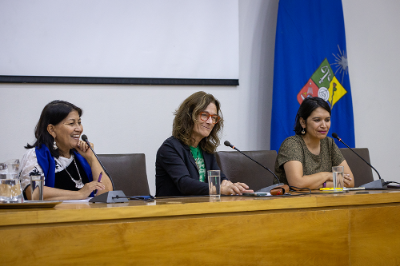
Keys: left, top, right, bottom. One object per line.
{"left": 224, "top": 141, "right": 285, "bottom": 193}
{"left": 82, "top": 136, "right": 115, "bottom": 190}
{"left": 333, "top": 134, "right": 387, "bottom": 189}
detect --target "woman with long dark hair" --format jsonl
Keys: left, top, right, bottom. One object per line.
{"left": 19, "top": 100, "right": 113, "bottom": 200}
{"left": 275, "top": 97, "right": 354, "bottom": 189}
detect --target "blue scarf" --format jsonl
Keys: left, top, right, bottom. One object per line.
{"left": 35, "top": 144, "right": 94, "bottom": 197}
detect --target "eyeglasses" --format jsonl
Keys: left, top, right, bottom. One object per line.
{"left": 199, "top": 111, "right": 221, "bottom": 124}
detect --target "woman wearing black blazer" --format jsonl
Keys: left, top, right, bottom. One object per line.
{"left": 156, "top": 91, "right": 252, "bottom": 197}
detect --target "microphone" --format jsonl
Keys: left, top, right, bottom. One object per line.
{"left": 331, "top": 133, "right": 387, "bottom": 189}
{"left": 224, "top": 140, "right": 286, "bottom": 193}
{"left": 81, "top": 134, "right": 115, "bottom": 190}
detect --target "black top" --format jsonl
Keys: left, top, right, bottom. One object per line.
{"left": 54, "top": 159, "right": 90, "bottom": 191}
{"left": 156, "top": 136, "right": 227, "bottom": 197}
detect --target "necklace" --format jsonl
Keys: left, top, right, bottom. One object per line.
{"left": 63, "top": 157, "right": 84, "bottom": 189}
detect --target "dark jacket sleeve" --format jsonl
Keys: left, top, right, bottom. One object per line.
{"left": 156, "top": 137, "right": 210, "bottom": 196}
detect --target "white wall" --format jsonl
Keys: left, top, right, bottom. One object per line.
{"left": 0, "top": 1, "right": 279, "bottom": 195}
{"left": 1, "top": 0, "right": 399, "bottom": 195}
{"left": 342, "top": 0, "right": 400, "bottom": 181}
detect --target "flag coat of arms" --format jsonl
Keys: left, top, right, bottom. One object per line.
{"left": 270, "top": 0, "right": 355, "bottom": 150}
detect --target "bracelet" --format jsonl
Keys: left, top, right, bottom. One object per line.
{"left": 323, "top": 182, "right": 327, "bottom": 188}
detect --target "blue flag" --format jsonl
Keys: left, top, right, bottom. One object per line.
{"left": 270, "top": 0, "right": 355, "bottom": 150}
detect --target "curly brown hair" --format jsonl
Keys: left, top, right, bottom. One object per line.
{"left": 172, "top": 91, "right": 223, "bottom": 154}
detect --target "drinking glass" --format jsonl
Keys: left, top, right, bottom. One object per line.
{"left": 30, "top": 174, "right": 44, "bottom": 200}
{"left": 208, "top": 170, "right": 221, "bottom": 198}
{"left": 0, "top": 159, "right": 23, "bottom": 203}
{"left": 332, "top": 166, "right": 344, "bottom": 191}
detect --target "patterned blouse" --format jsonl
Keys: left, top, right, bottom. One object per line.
{"left": 274, "top": 135, "right": 344, "bottom": 185}
{"left": 19, "top": 148, "right": 89, "bottom": 192}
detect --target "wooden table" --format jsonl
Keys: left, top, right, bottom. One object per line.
{"left": 1, "top": 190, "right": 400, "bottom": 265}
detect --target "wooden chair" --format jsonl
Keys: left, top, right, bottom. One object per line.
{"left": 97, "top": 153, "right": 150, "bottom": 196}
{"left": 215, "top": 150, "right": 277, "bottom": 191}
{"left": 340, "top": 148, "right": 374, "bottom": 187}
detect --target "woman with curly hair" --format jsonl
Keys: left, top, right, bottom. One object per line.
{"left": 156, "top": 91, "right": 252, "bottom": 196}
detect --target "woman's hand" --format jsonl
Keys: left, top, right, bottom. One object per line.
{"left": 76, "top": 140, "right": 95, "bottom": 162}
{"left": 325, "top": 172, "right": 334, "bottom": 182}
{"left": 343, "top": 174, "right": 352, "bottom": 187}
{"left": 75, "top": 139, "right": 114, "bottom": 194}
{"left": 79, "top": 181, "right": 106, "bottom": 198}
{"left": 221, "top": 180, "right": 254, "bottom": 195}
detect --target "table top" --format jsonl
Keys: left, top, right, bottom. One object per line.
{"left": 1, "top": 190, "right": 400, "bottom": 227}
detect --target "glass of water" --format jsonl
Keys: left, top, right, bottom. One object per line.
{"left": 208, "top": 170, "right": 221, "bottom": 198}
{"left": 332, "top": 166, "right": 344, "bottom": 191}
{"left": 30, "top": 174, "right": 44, "bottom": 200}
{"left": 0, "top": 159, "right": 23, "bottom": 203}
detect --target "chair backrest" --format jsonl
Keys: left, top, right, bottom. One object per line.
{"left": 97, "top": 153, "right": 150, "bottom": 196}
{"left": 215, "top": 150, "right": 277, "bottom": 191}
{"left": 340, "top": 148, "right": 374, "bottom": 187}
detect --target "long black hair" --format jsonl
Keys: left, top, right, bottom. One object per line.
{"left": 25, "top": 100, "right": 82, "bottom": 158}
{"left": 294, "top": 97, "right": 331, "bottom": 135}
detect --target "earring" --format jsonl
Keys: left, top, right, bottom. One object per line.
{"left": 301, "top": 128, "right": 306, "bottom": 135}
{"left": 53, "top": 140, "right": 58, "bottom": 150}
